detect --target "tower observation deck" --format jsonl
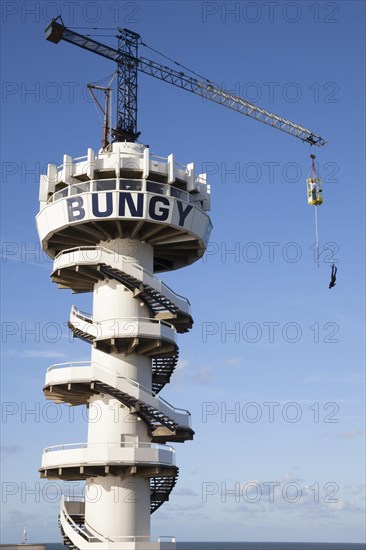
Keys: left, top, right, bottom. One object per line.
{"left": 36, "top": 141, "right": 212, "bottom": 550}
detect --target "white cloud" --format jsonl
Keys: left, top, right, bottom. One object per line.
{"left": 336, "top": 429, "right": 363, "bottom": 439}
{"left": 344, "top": 483, "right": 366, "bottom": 495}
{"left": 223, "top": 357, "right": 242, "bottom": 366}
{"left": 173, "top": 487, "right": 198, "bottom": 496}
{"left": 0, "top": 255, "right": 51, "bottom": 271}
{"left": 5, "top": 349, "right": 66, "bottom": 359}
{"left": 0, "top": 442, "right": 22, "bottom": 456}
{"left": 176, "top": 358, "right": 189, "bottom": 371}
{"left": 193, "top": 365, "right": 214, "bottom": 384}
{"left": 328, "top": 499, "right": 365, "bottom": 513}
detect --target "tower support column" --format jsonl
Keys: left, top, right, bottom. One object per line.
{"left": 85, "top": 475, "right": 151, "bottom": 541}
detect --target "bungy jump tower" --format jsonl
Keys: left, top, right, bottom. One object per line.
{"left": 36, "top": 142, "right": 212, "bottom": 549}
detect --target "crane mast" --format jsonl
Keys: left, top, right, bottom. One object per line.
{"left": 116, "top": 28, "right": 140, "bottom": 142}
{"left": 45, "top": 17, "right": 327, "bottom": 147}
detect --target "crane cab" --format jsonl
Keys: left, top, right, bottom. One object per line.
{"left": 306, "top": 177, "right": 323, "bottom": 205}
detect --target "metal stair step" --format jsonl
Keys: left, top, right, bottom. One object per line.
{"left": 100, "top": 264, "right": 179, "bottom": 316}
{"left": 94, "top": 382, "right": 177, "bottom": 432}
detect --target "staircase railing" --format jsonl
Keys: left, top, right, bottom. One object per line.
{"left": 54, "top": 246, "right": 191, "bottom": 313}
{"left": 61, "top": 495, "right": 176, "bottom": 545}
{"left": 45, "top": 361, "right": 191, "bottom": 427}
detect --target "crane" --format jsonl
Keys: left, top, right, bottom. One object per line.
{"left": 45, "top": 16, "right": 327, "bottom": 147}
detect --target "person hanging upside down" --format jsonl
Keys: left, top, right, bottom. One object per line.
{"left": 329, "top": 264, "right": 337, "bottom": 289}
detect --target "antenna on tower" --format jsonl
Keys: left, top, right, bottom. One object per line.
{"left": 87, "top": 84, "right": 113, "bottom": 149}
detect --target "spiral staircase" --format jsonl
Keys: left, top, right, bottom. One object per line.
{"left": 36, "top": 142, "right": 212, "bottom": 550}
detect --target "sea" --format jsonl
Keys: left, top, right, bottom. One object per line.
{"left": 2, "top": 544, "right": 364, "bottom": 550}
{"left": 38, "top": 543, "right": 365, "bottom": 549}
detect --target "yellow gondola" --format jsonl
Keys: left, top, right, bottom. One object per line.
{"left": 306, "top": 154, "right": 323, "bottom": 205}
{"left": 306, "top": 176, "right": 323, "bottom": 205}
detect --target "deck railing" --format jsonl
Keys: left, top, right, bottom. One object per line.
{"left": 48, "top": 178, "right": 202, "bottom": 208}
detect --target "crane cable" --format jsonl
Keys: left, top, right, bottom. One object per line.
{"left": 314, "top": 201, "right": 320, "bottom": 268}
{"left": 140, "top": 40, "right": 217, "bottom": 86}
{"left": 310, "top": 152, "right": 320, "bottom": 268}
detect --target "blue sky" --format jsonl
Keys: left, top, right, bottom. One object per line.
{"left": 1, "top": 0, "right": 365, "bottom": 544}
